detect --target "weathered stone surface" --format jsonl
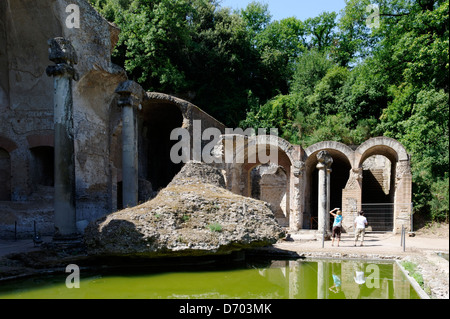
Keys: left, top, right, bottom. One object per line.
{"left": 84, "top": 162, "right": 285, "bottom": 257}
{"left": 168, "top": 161, "right": 226, "bottom": 188}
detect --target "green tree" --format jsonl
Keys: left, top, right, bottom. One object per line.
{"left": 338, "top": 59, "right": 390, "bottom": 127}
{"left": 307, "top": 65, "right": 350, "bottom": 115}
{"left": 240, "top": 1, "right": 272, "bottom": 37}
{"left": 305, "top": 11, "right": 338, "bottom": 52}
{"left": 90, "top": 0, "right": 265, "bottom": 126}
{"left": 290, "top": 50, "right": 334, "bottom": 96}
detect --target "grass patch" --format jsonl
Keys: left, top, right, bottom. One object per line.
{"left": 208, "top": 223, "right": 223, "bottom": 233}
{"left": 401, "top": 261, "right": 425, "bottom": 288}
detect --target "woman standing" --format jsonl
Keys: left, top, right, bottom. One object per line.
{"left": 330, "top": 208, "right": 343, "bottom": 247}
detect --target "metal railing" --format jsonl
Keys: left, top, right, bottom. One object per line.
{"left": 360, "top": 203, "right": 413, "bottom": 233}
{"left": 361, "top": 203, "right": 395, "bottom": 232}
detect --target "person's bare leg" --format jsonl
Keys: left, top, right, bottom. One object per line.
{"left": 360, "top": 230, "right": 365, "bottom": 246}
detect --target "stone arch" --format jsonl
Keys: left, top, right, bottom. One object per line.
{"left": 26, "top": 134, "right": 54, "bottom": 149}
{"left": 233, "top": 134, "right": 300, "bottom": 169}
{"left": 305, "top": 141, "right": 355, "bottom": 166}
{"left": 356, "top": 137, "right": 409, "bottom": 167}
{"left": 355, "top": 137, "right": 411, "bottom": 233}
{"left": 140, "top": 93, "right": 185, "bottom": 192}
{"left": 144, "top": 92, "right": 197, "bottom": 126}
{"left": 139, "top": 92, "right": 225, "bottom": 192}
{"left": 222, "top": 134, "right": 304, "bottom": 230}
{"left": 304, "top": 143, "right": 353, "bottom": 230}
{"left": 230, "top": 135, "right": 298, "bottom": 200}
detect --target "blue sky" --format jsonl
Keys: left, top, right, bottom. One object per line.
{"left": 219, "top": 0, "right": 347, "bottom": 21}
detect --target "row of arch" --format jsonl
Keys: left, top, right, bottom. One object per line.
{"left": 222, "top": 136, "right": 412, "bottom": 232}
{"left": 303, "top": 139, "right": 411, "bottom": 231}
{"left": 1, "top": 89, "right": 412, "bottom": 234}
{"left": 107, "top": 87, "right": 412, "bottom": 232}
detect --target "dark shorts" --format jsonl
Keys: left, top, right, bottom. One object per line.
{"left": 332, "top": 226, "right": 342, "bottom": 239}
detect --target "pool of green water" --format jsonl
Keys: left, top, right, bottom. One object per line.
{"left": 0, "top": 259, "right": 420, "bottom": 299}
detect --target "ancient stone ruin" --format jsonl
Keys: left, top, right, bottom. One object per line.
{"left": 0, "top": 1, "right": 413, "bottom": 248}
{"left": 84, "top": 161, "right": 285, "bottom": 257}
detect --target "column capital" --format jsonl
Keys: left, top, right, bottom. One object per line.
{"left": 46, "top": 63, "right": 78, "bottom": 80}
{"left": 115, "top": 80, "right": 145, "bottom": 108}
{"left": 46, "top": 38, "right": 79, "bottom": 80}
{"left": 316, "top": 150, "right": 333, "bottom": 170}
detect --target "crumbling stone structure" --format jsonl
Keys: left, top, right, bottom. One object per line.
{"left": 0, "top": 0, "right": 224, "bottom": 238}
{"left": 217, "top": 136, "right": 412, "bottom": 234}
{"left": 0, "top": 0, "right": 412, "bottom": 239}
{"left": 1, "top": 0, "right": 127, "bottom": 238}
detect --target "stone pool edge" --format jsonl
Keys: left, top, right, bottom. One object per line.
{"left": 394, "top": 260, "right": 430, "bottom": 299}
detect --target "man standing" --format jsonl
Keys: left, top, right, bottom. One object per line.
{"left": 354, "top": 211, "right": 368, "bottom": 246}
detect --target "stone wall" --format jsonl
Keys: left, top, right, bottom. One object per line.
{"left": 251, "top": 164, "right": 289, "bottom": 227}
{"left": 0, "top": 0, "right": 126, "bottom": 237}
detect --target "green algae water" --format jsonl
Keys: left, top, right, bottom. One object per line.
{"left": 0, "top": 259, "right": 420, "bottom": 299}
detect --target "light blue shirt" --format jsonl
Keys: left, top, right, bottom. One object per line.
{"left": 333, "top": 215, "right": 343, "bottom": 227}
{"left": 332, "top": 274, "right": 341, "bottom": 287}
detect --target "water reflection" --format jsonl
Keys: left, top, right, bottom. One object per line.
{"left": 258, "top": 260, "right": 419, "bottom": 299}
{"left": 0, "top": 259, "right": 420, "bottom": 299}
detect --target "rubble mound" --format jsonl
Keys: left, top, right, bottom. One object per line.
{"left": 84, "top": 162, "right": 285, "bottom": 258}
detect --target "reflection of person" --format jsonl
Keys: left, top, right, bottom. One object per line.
{"left": 330, "top": 208, "right": 343, "bottom": 247}
{"left": 329, "top": 274, "right": 341, "bottom": 294}
{"left": 329, "top": 263, "right": 346, "bottom": 299}
{"left": 354, "top": 263, "right": 366, "bottom": 285}
{"left": 354, "top": 211, "right": 368, "bottom": 246}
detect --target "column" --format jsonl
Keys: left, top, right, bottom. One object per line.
{"left": 115, "top": 81, "right": 144, "bottom": 208}
{"left": 316, "top": 151, "right": 333, "bottom": 240}
{"left": 394, "top": 160, "right": 412, "bottom": 233}
{"left": 46, "top": 38, "right": 79, "bottom": 239}
{"left": 317, "top": 260, "right": 328, "bottom": 299}
{"left": 290, "top": 160, "right": 305, "bottom": 231}
{"left": 231, "top": 166, "right": 242, "bottom": 195}
{"left": 326, "top": 167, "right": 332, "bottom": 231}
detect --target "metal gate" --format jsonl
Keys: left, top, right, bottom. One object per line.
{"left": 361, "top": 203, "right": 395, "bottom": 232}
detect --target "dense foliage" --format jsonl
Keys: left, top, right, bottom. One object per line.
{"left": 90, "top": 0, "right": 449, "bottom": 222}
